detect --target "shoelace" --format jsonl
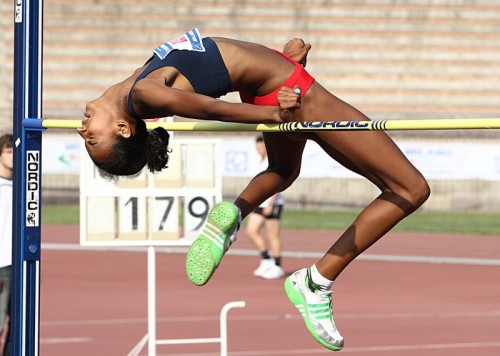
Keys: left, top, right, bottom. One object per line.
{"left": 306, "top": 269, "right": 331, "bottom": 293}
{"left": 316, "top": 289, "right": 332, "bottom": 300}
{"left": 306, "top": 269, "right": 334, "bottom": 314}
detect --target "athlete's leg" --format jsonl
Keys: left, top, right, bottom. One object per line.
{"left": 302, "top": 84, "right": 430, "bottom": 280}
{"left": 284, "top": 84, "right": 429, "bottom": 351}
{"left": 234, "top": 132, "right": 306, "bottom": 218}
{"left": 187, "top": 133, "right": 305, "bottom": 286}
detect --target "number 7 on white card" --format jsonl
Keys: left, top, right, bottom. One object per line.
{"left": 151, "top": 196, "right": 179, "bottom": 240}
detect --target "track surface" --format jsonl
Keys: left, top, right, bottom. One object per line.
{"left": 37, "top": 225, "right": 500, "bottom": 355}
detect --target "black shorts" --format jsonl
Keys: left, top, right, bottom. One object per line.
{"left": 253, "top": 205, "right": 283, "bottom": 219}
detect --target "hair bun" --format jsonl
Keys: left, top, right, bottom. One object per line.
{"left": 145, "top": 127, "right": 171, "bottom": 172}
{"left": 150, "top": 127, "right": 170, "bottom": 141}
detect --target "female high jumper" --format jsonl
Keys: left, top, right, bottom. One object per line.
{"left": 78, "top": 29, "right": 430, "bottom": 351}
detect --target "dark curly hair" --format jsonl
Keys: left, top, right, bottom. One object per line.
{"left": 93, "top": 120, "right": 171, "bottom": 178}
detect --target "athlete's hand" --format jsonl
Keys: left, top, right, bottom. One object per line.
{"left": 283, "top": 38, "right": 311, "bottom": 67}
{"left": 278, "top": 86, "right": 301, "bottom": 122}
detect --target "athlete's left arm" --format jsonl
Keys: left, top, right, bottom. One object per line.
{"left": 282, "top": 38, "right": 311, "bottom": 67}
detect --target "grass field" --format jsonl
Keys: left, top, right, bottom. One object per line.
{"left": 42, "top": 204, "right": 500, "bottom": 235}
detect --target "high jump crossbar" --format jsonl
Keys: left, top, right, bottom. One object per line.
{"left": 24, "top": 117, "right": 500, "bottom": 132}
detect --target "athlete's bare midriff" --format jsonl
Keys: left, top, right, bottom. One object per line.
{"left": 211, "top": 37, "right": 297, "bottom": 96}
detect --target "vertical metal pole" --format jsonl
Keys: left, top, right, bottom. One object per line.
{"left": 12, "top": 0, "right": 44, "bottom": 355}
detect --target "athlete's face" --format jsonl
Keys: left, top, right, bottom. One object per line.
{"left": 78, "top": 97, "right": 133, "bottom": 163}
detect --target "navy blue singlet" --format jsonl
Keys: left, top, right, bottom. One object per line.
{"left": 128, "top": 37, "right": 232, "bottom": 119}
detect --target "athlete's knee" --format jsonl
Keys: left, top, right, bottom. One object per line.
{"left": 382, "top": 174, "right": 430, "bottom": 214}
{"left": 400, "top": 175, "right": 430, "bottom": 212}
{"left": 410, "top": 175, "right": 430, "bottom": 207}
{"left": 271, "top": 165, "right": 300, "bottom": 191}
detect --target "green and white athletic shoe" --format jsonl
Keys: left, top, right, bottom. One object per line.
{"left": 284, "top": 268, "right": 344, "bottom": 351}
{"left": 186, "top": 202, "right": 240, "bottom": 286}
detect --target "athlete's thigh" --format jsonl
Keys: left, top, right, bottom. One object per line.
{"left": 262, "top": 132, "right": 307, "bottom": 177}
{"left": 302, "top": 85, "right": 423, "bottom": 191}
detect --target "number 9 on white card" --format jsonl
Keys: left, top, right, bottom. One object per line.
{"left": 184, "top": 195, "right": 214, "bottom": 240}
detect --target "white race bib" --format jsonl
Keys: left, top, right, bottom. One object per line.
{"left": 153, "top": 28, "right": 206, "bottom": 60}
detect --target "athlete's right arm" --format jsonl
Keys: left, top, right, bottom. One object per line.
{"left": 131, "top": 78, "right": 297, "bottom": 123}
